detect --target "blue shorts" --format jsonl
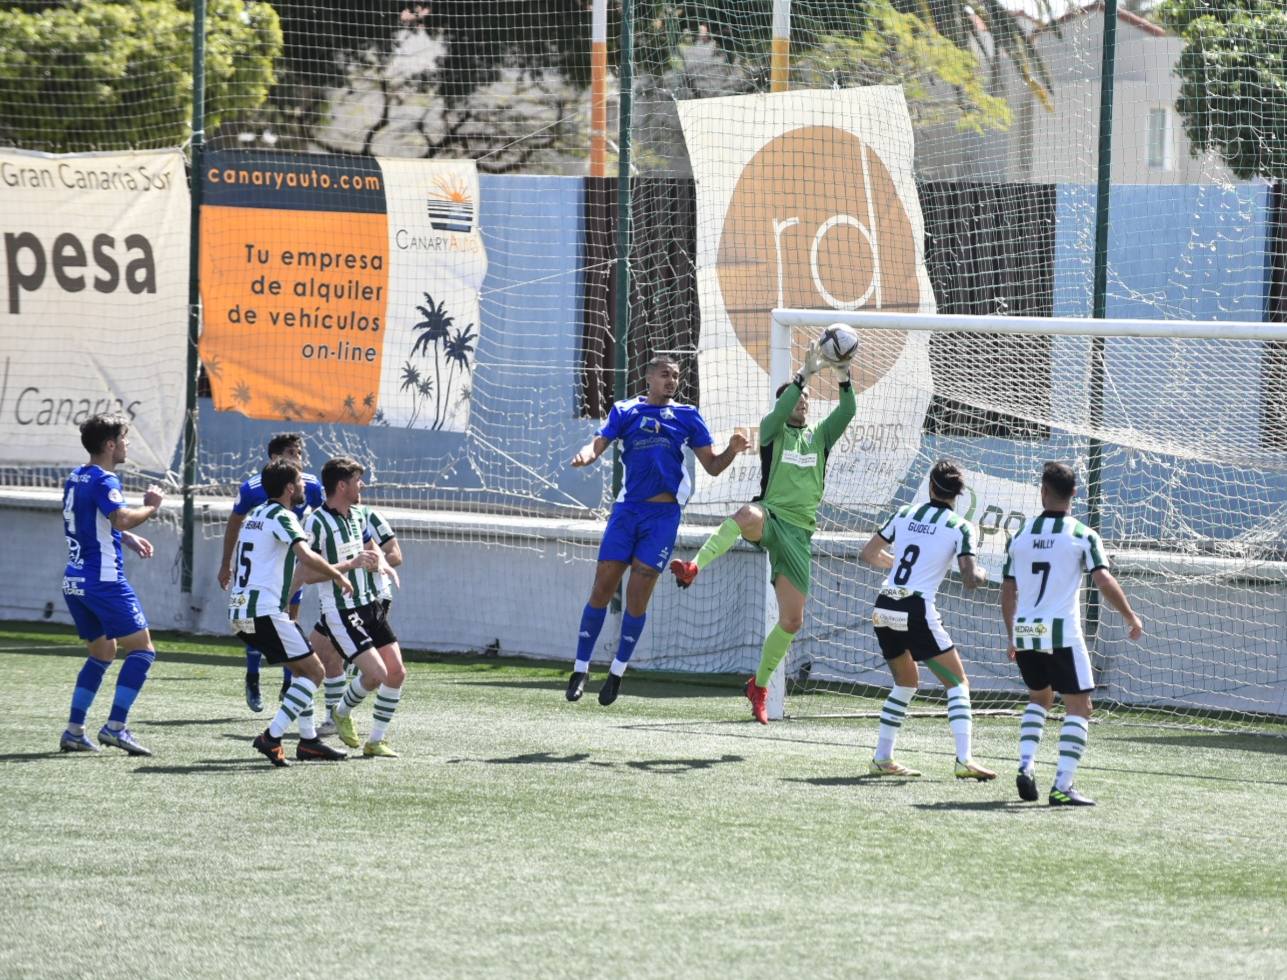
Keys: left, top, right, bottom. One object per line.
{"left": 62, "top": 577, "right": 149, "bottom": 641}
{"left": 597, "top": 501, "right": 682, "bottom": 571}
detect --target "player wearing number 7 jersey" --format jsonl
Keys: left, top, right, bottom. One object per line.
{"left": 229, "top": 458, "right": 366, "bottom": 767}
{"left": 859, "top": 460, "right": 995, "bottom": 781}
{"left": 1002, "top": 462, "right": 1144, "bottom": 807}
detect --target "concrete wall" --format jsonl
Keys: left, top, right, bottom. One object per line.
{"left": 6, "top": 490, "right": 1284, "bottom": 717}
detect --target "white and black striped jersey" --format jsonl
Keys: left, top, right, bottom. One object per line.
{"left": 1003, "top": 511, "right": 1108, "bottom": 651}
{"left": 306, "top": 504, "right": 380, "bottom": 613}
{"left": 876, "top": 501, "right": 976, "bottom": 602}
{"left": 365, "top": 507, "right": 396, "bottom": 601}
{"left": 228, "top": 502, "right": 306, "bottom": 620}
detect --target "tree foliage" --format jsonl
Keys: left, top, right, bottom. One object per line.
{"left": 0, "top": 0, "right": 281, "bottom": 152}
{"left": 1156, "top": 0, "right": 1287, "bottom": 179}
{"left": 792, "top": 2, "right": 1013, "bottom": 135}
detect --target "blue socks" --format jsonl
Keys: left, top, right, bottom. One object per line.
{"left": 609, "top": 611, "right": 646, "bottom": 676}
{"left": 68, "top": 656, "right": 110, "bottom": 731}
{"left": 107, "top": 650, "right": 155, "bottom": 727}
{"left": 574, "top": 604, "right": 608, "bottom": 671}
{"left": 245, "top": 647, "right": 262, "bottom": 676}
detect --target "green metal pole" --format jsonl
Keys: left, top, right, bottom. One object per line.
{"left": 609, "top": 0, "right": 635, "bottom": 613}
{"left": 1087, "top": 0, "right": 1118, "bottom": 644}
{"left": 180, "top": 0, "right": 206, "bottom": 595}
{"left": 612, "top": 0, "right": 635, "bottom": 497}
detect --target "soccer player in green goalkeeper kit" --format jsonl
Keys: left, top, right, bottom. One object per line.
{"left": 671, "top": 345, "right": 854, "bottom": 723}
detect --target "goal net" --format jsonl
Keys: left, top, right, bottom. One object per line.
{"left": 767, "top": 308, "right": 1287, "bottom": 731}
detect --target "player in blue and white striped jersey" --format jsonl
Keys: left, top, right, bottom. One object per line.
{"left": 58, "top": 413, "right": 166, "bottom": 756}
{"left": 1002, "top": 462, "right": 1143, "bottom": 807}
{"left": 859, "top": 460, "right": 995, "bottom": 781}
{"left": 218, "top": 433, "right": 325, "bottom": 712}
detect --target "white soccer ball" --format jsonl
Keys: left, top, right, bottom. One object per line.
{"left": 817, "top": 324, "right": 859, "bottom": 365}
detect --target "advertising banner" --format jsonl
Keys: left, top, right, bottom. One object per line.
{"left": 0, "top": 149, "right": 189, "bottom": 470}
{"left": 677, "top": 87, "right": 936, "bottom": 512}
{"left": 199, "top": 153, "right": 486, "bottom": 431}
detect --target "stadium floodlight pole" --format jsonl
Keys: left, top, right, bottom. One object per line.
{"left": 589, "top": 0, "right": 608, "bottom": 177}
{"left": 1088, "top": 0, "right": 1119, "bottom": 650}
{"left": 770, "top": 0, "right": 792, "bottom": 93}
{"left": 763, "top": 316, "right": 794, "bottom": 720}
{"left": 180, "top": 0, "right": 207, "bottom": 597}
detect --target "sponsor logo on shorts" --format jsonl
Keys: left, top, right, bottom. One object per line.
{"left": 62, "top": 576, "right": 86, "bottom": 596}
{"left": 872, "top": 608, "right": 909, "bottom": 631}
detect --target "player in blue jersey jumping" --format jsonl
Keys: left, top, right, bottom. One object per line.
{"left": 218, "top": 433, "right": 326, "bottom": 712}
{"left": 566, "top": 354, "right": 747, "bottom": 705}
{"left": 59, "top": 413, "right": 166, "bottom": 756}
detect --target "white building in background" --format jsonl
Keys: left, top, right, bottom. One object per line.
{"left": 916, "top": 1, "right": 1235, "bottom": 185}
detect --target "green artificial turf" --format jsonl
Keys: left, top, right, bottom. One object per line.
{"left": 3, "top": 621, "right": 1285, "bottom": 978}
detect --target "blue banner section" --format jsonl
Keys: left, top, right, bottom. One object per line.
{"left": 202, "top": 151, "right": 386, "bottom": 214}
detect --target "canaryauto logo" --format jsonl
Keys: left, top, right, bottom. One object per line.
{"left": 716, "top": 126, "right": 921, "bottom": 398}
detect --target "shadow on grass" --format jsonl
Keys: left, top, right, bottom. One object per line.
{"left": 133, "top": 758, "right": 281, "bottom": 775}
{"left": 450, "top": 677, "right": 737, "bottom": 700}
{"left": 1108, "top": 733, "right": 1287, "bottom": 756}
{"left": 0, "top": 751, "right": 72, "bottom": 764}
{"left": 909, "top": 800, "right": 1033, "bottom": 812}
{"left": 142, "top": 716, "right": 248, "bottom": 728}
{"left": 447, "top": 750, "right": 746, "bottom": 774}
{"left": 782, "top": 774, "right": 914, "bottom": 788}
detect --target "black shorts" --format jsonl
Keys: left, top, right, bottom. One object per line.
{"left": 872, "top": 593, "right": 954, "bottom": 662}
{"left": 231, "top": 613, "right": 313, "bottom": 666}
{"left": 317, "top": 601, "right": 398, "bottom": 663}
{"left": 1015, "top": 642, "right": 1094, "bottom": 695}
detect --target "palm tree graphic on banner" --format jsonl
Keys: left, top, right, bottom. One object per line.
{"left": 410, "top": 291, "right": 475, "bottom": 430}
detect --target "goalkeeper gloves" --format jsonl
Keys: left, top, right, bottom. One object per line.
{"left": 796, "top": 345, "right": 828, "bottom": 386}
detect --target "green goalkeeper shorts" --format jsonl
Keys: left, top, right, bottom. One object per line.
{"left": 756, "top": 505, "right": 813, "bottom": 596}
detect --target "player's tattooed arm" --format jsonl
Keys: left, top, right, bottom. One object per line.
{"left": 109, "top": 485, "right": 165, "bottom": 532}
{"left": 694, "top": 433, "right": 749, "bottom": 476}
{"left": 570, "top": 435, "right": 611, "bottom": 467}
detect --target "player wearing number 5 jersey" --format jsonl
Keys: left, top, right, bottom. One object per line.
{"left": 859, "top": 460, "right": 995, "bottom": 781}
{"left": 1002, "top": 462, "right": 1143, "bottom": 807}
{"left": 230, "top": 459, "right": 367, "bottom": 767}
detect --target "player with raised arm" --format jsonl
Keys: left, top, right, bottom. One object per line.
{"left": 670, "top": 348, "right": 854, "bottom": 724}
{"left": 858, "top": 460, "right": 996, "bottom": 780}
{"left": 218, "top": 433, "right": 325, "bottom": 713}
{"left": 1002, "top": 462, "right": 1144, "bottom": 807}
{"left": 230, "top": 458, "right": 368, "bottom": 767}
{"left": 303, "top": 457, "right": 408, "bottom": 758}
{"left": 566, "top": 354, "right": 747, "bottom": 705}
{"left": 58, "top": 413, "right": 165, "bottom": 756}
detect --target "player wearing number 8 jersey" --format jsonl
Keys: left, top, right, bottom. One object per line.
{"left": 1002, "top": 462, "right": 1144, "bottom": 807}
{"left": 229, "top": 459, "right": 363, "bottom": 766}
{"left": 302, "top": 457, "right": 407, "bottom": 758}
{"left": 859, "top": 460, "right": 995, "bottom": 780}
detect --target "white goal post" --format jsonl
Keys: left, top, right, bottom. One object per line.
{"left": 765, "top": 307, "right": 1287, "bottom": 727}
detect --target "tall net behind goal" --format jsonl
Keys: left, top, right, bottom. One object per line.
{"left": 767, "top": 311, "right": 1287, "bottom": 731}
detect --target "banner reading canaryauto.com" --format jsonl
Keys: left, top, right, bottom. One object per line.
{"left": 199, "top": 152, "right": 487, "bottom": 432}
{"left": 0, "top": 149, "right": 189, "bottom": 471}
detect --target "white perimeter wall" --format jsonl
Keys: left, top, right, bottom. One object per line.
{"left": 4, "top": 491, "right": 1284, "bottom": 717}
